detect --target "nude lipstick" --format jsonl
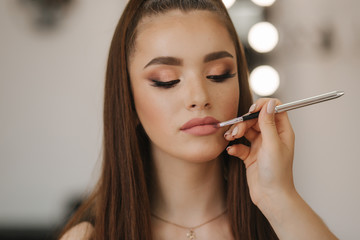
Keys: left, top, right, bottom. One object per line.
{"left": 180, "top": 116, "right": 220, "bottom": 136}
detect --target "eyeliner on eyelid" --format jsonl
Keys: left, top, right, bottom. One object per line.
{"left": 206, "top": 72, "right": 236, "bottom": 81}
{"left": 149, "top": 72, "right": 236, "bottom": 88}
{"left": 150, "top": 79, "right": 180, "bottom": 88}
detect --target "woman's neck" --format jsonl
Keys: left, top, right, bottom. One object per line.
{"left": 149, "top": 145, "right": 226, "bottom": 226}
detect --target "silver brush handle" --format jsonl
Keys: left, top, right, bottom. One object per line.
{"left": 218, "top": 90, "right": 344, "bottom": 128}
{"left": 275, "top": 90, "right": 344, "bottom": 113}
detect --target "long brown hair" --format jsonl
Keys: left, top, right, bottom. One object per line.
{"left": 59, "top": 0, "right": 278, "bottom": 239}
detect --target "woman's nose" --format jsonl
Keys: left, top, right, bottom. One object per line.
{"left": 188, "top": 102, "right": 211, "bottom": 110}
{"left": 185, "top": 79, "right": 211, "bottom": 111}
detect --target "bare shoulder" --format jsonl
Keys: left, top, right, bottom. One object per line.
{"left": 59, "top": 222, "right": 94, "bottom": 240}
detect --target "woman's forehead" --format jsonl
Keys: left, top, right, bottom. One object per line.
{"left": 131, "top": 10, "right": 235, "bottom": 62}
{"left": 136, "top": 9, "right": 223, "bottom": 33}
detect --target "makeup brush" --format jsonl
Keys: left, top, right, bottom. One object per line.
{"left": 216, "top": 90, "right": 344, "bottom": 128}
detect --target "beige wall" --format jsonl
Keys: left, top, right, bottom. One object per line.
{"left": 0, "top": 0, "right": 359, "bottom": 238}
{"left": 0, "top": 0, "right": 126, "bottom": 226}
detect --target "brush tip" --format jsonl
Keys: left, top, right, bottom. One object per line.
{"left": 213, "top": 123, "right": 220, "bottom": 128}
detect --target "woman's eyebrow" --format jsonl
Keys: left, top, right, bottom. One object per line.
{"left": 143, "top": 51, "right": 233, "bottom": 69}
{"left": 203, "top": 51, "right": 234, "bottom": 63}
{"left": 144, "top": 56, "right": 183, "bottom": 69}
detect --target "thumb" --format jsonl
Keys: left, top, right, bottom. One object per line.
{"left": 258, "top": 99, "right": 280, "bottom": 144}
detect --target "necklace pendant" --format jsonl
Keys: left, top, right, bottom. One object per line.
{"left": 186, "top": 229, "right": 196, "bottom": 240}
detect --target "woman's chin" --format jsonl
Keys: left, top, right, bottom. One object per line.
{"left": 150, "top": 137, "right": 228, "bottom": 164}
{"left": 179, "top": 146, "right": 226, "bottom": 163}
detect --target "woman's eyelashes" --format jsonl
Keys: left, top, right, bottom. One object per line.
{"left": 206, "top": 72, "right": 236, "bottom": 82}
{"left": 150, "top": 79, "right": 180, "bottom": 89}
{"left": 149, "top": 72, "right": 236, "bottom": 89}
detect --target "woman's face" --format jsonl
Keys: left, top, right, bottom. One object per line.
{"left": 129, "top": 10, "right": 239, "bottom": 162}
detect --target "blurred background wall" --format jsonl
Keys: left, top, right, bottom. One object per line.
{"left": 0, "top": 0, "right": 359, "bottom": 239}
{"left": 0, "top": 0, "right": 126, "bottom": 237}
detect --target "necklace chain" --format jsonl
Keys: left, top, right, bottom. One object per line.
{"left": 151, "top": 209, "right": 227, "bottom": 239}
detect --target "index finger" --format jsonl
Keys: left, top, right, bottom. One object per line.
{"left": 224, "top": 117, "right": 258, "bottom": 141}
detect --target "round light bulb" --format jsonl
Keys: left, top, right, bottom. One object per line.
{"left": 248, "top": 22, "right": 279, "bottom": 53}
{"left": 222, "top": 0, "right": 236, "bottom": 9}
{"left": 251, "top": 0, "right": 276, "bottom": 7}
{"left": 250, "top": 65, "right": 280, "bottom": 96}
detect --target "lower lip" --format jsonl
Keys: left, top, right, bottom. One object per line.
{"left": 181, "top": 124, "right": 218, "bottom": 136}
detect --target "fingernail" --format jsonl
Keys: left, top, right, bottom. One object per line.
{"left": 231, "top": 126, "right": 238, "bottom": 137}
{"left": 224, "top": 131, "right": 230, "bottom": 138}
{"left": 267, "top": 99, "right": 276, "bottom": 114}
{"left": 226, "top": 146, "right": 231, "bottom": 152}
{"left": 249, "top": 103, "right": 256, "bottom": 113}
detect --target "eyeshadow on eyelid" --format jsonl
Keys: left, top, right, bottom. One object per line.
{"left": 207, "top": 67, "right": 234, "bottom": 76}
{"left": 207, "top": 61, "right": 235, "bottom": 71}
{"left": 147, "top": 69, "right": 178, "bottom": 80}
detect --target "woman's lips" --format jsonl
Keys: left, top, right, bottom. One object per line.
{"left": 180, "top": 116, "right": 220, "bottom": 136}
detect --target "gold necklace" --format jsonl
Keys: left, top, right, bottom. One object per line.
{"left": 151, "top": 209, "right": 227, "bottom": 240}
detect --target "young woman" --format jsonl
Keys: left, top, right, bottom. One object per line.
{"left": 59, "top": 0, "right": 338, "bottom": 239}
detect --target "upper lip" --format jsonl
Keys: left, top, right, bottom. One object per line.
{"left": 180, "top": 116, "right": 220, "bottom": 130}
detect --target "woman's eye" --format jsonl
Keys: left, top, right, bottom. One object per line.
{"left": 150, "top": 79, "right": 180, "bottom": 89}
{"left": 206, "top": 72, "right": 236, "bottom": 82}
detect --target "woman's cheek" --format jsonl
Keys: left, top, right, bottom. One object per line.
{"left": 135, "top": 93, "right": 160, "bottom": 127}
{"left": 218, "top": 84, "right": 239, "bottom": 119}
{"left": 134, "top": 89, "right": 174, "bottom": 137}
